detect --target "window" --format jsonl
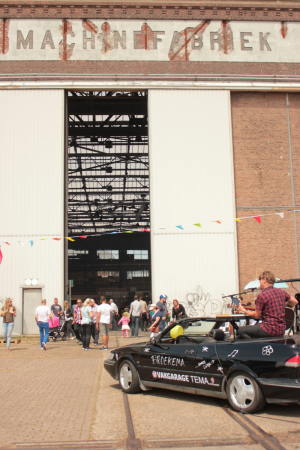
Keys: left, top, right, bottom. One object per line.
{"left": 97, "top": 250, "right": 119, "bottom": 259}
{"left": 68, "top": 249, "right": 89, "bottom": 256}
{"left": 98, "top": 271, "right": 120, "bottom": 278}
{"left": 127, "top": 250, "right": 148, "bottom": 260}
{"left": 127, "top": 270, "right": 149, "bottom": 279}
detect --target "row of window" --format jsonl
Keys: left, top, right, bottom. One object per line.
{"left": 69, "top": 249, "right": 149, "bottom": 260}
{"left": 97, "top": 270, "right": 150, "bottom": 278}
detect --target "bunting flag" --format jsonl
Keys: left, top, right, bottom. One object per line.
{"left": 1, "top": 208, "right": 300, "bottom": 249}
{"left": 0, "top": 246, "right": 2, "bottom": 265}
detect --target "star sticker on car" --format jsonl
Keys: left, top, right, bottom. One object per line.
{"left": 202, "top": 346, "right": 208, "bottom": 352}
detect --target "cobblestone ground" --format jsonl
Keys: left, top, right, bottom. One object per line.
{"left": 1, "top": 333, "right": 300, "bottom": 450}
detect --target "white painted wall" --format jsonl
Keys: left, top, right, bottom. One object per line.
{"left": 148, "top": 89, "right": 238, "bottom": 317}
{"left": 0, "top": 90, "right": 65, "bottom": 334}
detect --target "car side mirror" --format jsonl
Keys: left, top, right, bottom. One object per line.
{"left": 150, "top": 337, "right": 157, "bottom": 345}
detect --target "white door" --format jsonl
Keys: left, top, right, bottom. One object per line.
{"left": 148, "top": 89, "right": 238, "bottom": 316}
{"left": 23, "top": 289, "right": 42, "bottom": 335}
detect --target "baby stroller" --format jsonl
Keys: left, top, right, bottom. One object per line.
{"left": 48, "top": 316, "right": 67, "bottom": 341}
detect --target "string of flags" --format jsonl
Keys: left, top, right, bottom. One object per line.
{"left": 0, "top": 209, "right": 298, "bottom": 263}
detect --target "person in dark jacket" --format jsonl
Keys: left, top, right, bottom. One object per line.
{"left": 64, "top": 301, "right": 75, "bottom": 339}
{"left": 172, "top": 299, "right": 186, "bottom": 321}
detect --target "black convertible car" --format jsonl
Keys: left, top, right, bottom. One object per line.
{"left": 104, "top": 315, "right": 300, "bottom": 413}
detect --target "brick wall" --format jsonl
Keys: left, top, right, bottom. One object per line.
{"left": 231, "top": 92, "right": 300, "bottom": 294}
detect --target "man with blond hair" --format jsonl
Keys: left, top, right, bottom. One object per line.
{"left": 237, "top": 271, "right": 298, "bottom": 339}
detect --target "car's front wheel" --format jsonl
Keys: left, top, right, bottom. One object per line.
{"left": 118, "top": 360, "right": 141, "bottom": 394}
{"left": 226, "top": 371, "right": 265, "bottom": 414}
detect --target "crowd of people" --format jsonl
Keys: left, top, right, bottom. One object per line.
{"left": 0, "top": 293, "right": 186, "bottom": 352}
{"left": 4, "top": 270, "right": 296, "bottom": 352}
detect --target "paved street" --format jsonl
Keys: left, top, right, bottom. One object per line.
{"left": 1, "top": 333, "right": 300, "bottom": 450}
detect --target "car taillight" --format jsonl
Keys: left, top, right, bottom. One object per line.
{"left": 285, "top": 355, "right": 300, "bottom": 367}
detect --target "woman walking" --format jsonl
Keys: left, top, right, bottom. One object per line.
{"left": 64, "top": 301, "right": 75, "bottom": 339}
{"left": 81, "top": 298, "right": 94, "bottom": 350}
{"left": 172, "top": 299, "right": 187, "bottom": 322}
{"left": 1, "top": 298, "right": 16, "bottom": 352}
{"left": 149, "top": 304, "right": 163, "bottom": 338}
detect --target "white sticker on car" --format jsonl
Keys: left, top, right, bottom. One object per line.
{"left": 228, "top": 350, "right": 239, "bottom": 358}
{"left": 262, "top": 345, "right": 273, "bottom": 356}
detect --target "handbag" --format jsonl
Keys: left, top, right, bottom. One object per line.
{"left": 150, "top": 324, "right": 160, "bottom": 333}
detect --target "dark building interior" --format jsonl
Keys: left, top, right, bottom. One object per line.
{"left": 67, "top": 91, "right": 151, "bottom": 305}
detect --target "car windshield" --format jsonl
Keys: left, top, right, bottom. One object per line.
{"left": 160, "top": 319, "right": 217, "bottom": 343}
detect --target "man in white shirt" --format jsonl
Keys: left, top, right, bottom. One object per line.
{"left": 129, "top": 295, "right": 142, "bottom": 338}
{"left": 109, "top": 298, "right": 118, "bottom": 331}
{"left": 96, "top": 296, "right": 112, "bottom": 350}
{"left": 35, "top": 299, "right": 53, "bottom": 351}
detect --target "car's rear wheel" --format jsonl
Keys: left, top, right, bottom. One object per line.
{"left": 119, "top": 360, "right": 141, "bottom": 394}
{"left": 226, "top": 371, "right": 265, "bottom": 414}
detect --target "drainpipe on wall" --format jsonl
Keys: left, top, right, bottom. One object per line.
{"left": 286, "top": 93, "right": 300, "bottom": 292}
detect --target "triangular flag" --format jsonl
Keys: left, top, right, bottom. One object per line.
{"left": 277, "top": 213, "right": 284, "bottom": 219}
{"left": 18, "top": 241, "right": 25, "bottom": 245}
{"left": 4, "top": 242, "right": 10, "bottom": 245}
{"left": 53, "top": 238, "right": 61, "bottom": 241}
{"left": 176, "top": 225, "right": 184, "bottom": 230}
{"left": 254, "top": 216, "right": 261, "bottom": 224}
{"left": 40, "top": 238, "right": 47, "bottom": 241}
{"left": 193, "top": 223, "right": 202, "bottom": 228}
{"left": 0, "top": 246, "right": 2, "bottom": 265}
{"left": 66, "top": 237, "right": 75, "bottom": 241}
{"left": 235, "top": 219, "right": 241, "bottom": 222}
{"left": 30, "top": 241, "right": 34, "bottom": 247}
{"left": 79, "top": 236, "right": 87, "bottom": 239}
{"left": 213, "top": 221, "right": 221, "bottom": 224}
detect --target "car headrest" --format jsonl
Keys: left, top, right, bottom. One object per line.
{"left": 210, "top": 329, "right": 225, "bottom": 341}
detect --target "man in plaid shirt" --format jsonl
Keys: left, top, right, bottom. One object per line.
{"left": 237, "top": 271, "right": 298, "bottom": 339}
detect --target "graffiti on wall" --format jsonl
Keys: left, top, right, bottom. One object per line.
{"left": 166, "top": 285, "right": 230, "bottom": 318}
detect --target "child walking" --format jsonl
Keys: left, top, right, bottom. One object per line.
{"left": 118, "top": 312, "right": 130, "bottom": 338}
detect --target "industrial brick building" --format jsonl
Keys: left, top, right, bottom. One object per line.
{"left": 1, "top": 0, "right": 300, "bottom": 334}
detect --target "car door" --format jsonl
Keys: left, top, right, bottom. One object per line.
{"left": 194, "top": 339, "right": 225, "bottom": 393}
{"left": 138, "top": 340, "right": 198, "bottom": 392}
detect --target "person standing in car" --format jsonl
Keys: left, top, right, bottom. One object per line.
{"left": 172, "top": 299, "right": 186, "bottom": 322}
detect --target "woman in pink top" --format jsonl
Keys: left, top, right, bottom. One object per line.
{"left": 118, "top": 313, "right": 130, "bottom": 338}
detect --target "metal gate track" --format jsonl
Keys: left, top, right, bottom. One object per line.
{"left": 218, "top": 401, "right": 287, "bottom": 450}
